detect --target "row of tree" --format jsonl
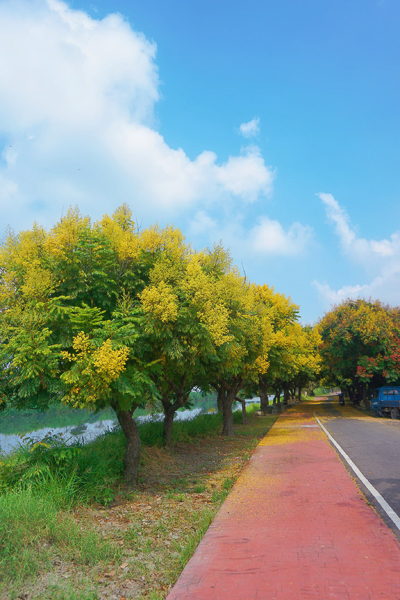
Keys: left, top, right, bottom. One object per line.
{"left": 0, "top": 205, "right": 321, "bottom": 484}
{"left": 318, "top": 298, "right": 400, "bottom": 408}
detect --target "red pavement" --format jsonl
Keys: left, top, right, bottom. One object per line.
{"left": 167, "top": 399, "right": 400, "bottom": 600}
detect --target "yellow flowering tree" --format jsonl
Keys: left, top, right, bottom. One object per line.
{"left": 202, "top": 275, "right": 276, "bottom": 436}
{"left": 252, "top": 284, "right": 300, "bottom": 412}
{"left": 0, "top": 205, "right": 162, "bottom": 484}
{"left": 137, "top": 242, "right": 237, "bottom": 445}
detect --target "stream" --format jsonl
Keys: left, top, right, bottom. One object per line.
{"left": 0, "top": 408, "right": 203, "bottom": 455}
{"left": 0, "top": 397, "right": 269, "bottom": 455}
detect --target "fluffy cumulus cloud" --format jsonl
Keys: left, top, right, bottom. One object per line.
{"left": 239, "top": 118, "right": 260, "bottom": 138}
{"left": 251, "top": 217, "right": 312, "bottom": 256}
{"left": 0, "top": 0, "right": 275, "bottom": 227}
{"left": 189, "top": 211, "right": 312, "bottom": 258}
{"left": 314, "top": 192, "right": 400, "bottom": 306}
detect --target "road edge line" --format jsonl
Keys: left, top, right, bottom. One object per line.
{"left": 314, "top": 413, "right": 400, "bottom": 532}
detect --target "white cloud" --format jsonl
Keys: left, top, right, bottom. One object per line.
{"left": 251, "top": 217, "right": 312, "bottom": 256}
{"left": 0, "top": 0, "right": 274, "bottom": 227}
{"left": 189, "top": 211, "right": 218, "bottom": 236}
{"left": 239, "top": 118, "right": 260, "bottom": 138}
{"left": 188, "top": 211, "right": 313, "bottom": 258}
{"left": 315, "top": 192, "right": 400, "bottom": 308}
{"left": 318, "top": 193, "right": 355, "bottom": 250}
{"left": 216, "top": 145, "right": 274, "bottom": 202}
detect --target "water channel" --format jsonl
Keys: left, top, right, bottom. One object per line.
{"left": 0, "top": 408, "right": 204, "bottom": 455}
{"left": 0, "top": 397, "right": 267, "bottom": 456}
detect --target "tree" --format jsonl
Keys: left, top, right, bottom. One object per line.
{"left": 207, "top": 279, "right": 273, "bottom": 435}
{"left": 319, "top": 298, "right": 399, "bottom": 409}
{"left": 253, "top": 285, "right": 300, "bottom": 412}
{"left": 0, "top": 206, "right": 162, "bottom": 485}
{"left": 136, "top": 245, "right": 230, "bottom": 446}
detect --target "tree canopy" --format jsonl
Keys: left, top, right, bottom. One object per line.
{"left": 319, "top": 298, "right": 400, "bottom": 408}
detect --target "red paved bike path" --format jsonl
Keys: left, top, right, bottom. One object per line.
{"left": 167, "top": 399, "right": 400, "bottom": 600}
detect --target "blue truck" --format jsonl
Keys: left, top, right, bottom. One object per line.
{"left": 371, "top": 386, "right": 400, "bottom": 419}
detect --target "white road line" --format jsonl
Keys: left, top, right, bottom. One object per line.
{"left": 314, "top": 413, "right": 400, "bottom": 532}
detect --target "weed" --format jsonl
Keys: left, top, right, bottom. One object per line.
{"left": 223, "top": 477, "right": 234, "bottom": 491}
{"left": 139, "top": 413, "right": 223, "bottom": 447}
{"left": 0, "top": 430, "right": 124, "bottom": 507}
{"left": 193, "top": 483, "right": 205, "bottom": 493}
{"left": 173, "top": 509, "right": 214, "bottom": 572}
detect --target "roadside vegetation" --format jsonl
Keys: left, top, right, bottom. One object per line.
{"left": 0, "top": 406, "right": 276, "bottom": 599}
{"left": 0, "top": 205, "right": 322, "bottom": 598}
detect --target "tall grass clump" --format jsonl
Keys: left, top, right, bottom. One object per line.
{"left": 0, "top": 429, "right": 124, "bottom": 507}
{"left": 0, "top": 488, "right": 116, "bottom": 584}
{"left": 139, "top": 413, "right": 223, "bottom": 447}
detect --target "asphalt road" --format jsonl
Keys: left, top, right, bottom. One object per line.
{"left": 315, "top": 396, "right": 400, "bottom": 539}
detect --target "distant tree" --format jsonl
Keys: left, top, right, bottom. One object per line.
{"left": 318, "top": 298, "right": 400, "bottom": 409}
{"left": 253, "top": 284, "right": 300, "bottom": 413}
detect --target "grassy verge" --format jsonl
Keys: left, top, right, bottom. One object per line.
{"left": 0, "top": 489, "right": 117, "bottom": 597}
{"left": 1, "top": 408, "right": 277, "bottom": 599}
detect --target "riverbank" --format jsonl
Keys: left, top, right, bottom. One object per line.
{"left": 0, "top": 408, "right": 277, "bottom": 600}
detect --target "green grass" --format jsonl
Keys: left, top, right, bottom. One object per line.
{"left": 0, "top": 488, "right": 116, "bottom": 585}
{"left": 173, "top": 509, "right": 214, "bottom": 573}
{"left": 0, "top": 430, "right": 125, "bottom": 507}
{"left": 312, "top": 386, "right": 330, "bottom": 396}
{"left": 139, "top": 412, "right": 223, "bottom": 446}
{"left": 32, "top": 588, "right": 100, "bottom": 600}
{"left": 0, "top": 413, "right": 225, "bottom": 506}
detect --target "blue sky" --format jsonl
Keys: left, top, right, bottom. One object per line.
{"left": 0, "top": 0, "right": 400, "bottom": 322}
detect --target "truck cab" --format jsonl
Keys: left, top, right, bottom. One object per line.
{"left": 371, "top": 386, "right": 400, "bottom": 419}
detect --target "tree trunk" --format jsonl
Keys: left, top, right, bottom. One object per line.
{"left": 113, "top": 407, "right": 141, "bottom": 486}
{"left": 272, "top": 390, "right": 281, "bottom": 413}
{"left": 345, "top": 385, "right": 353, "bottom": 404}
{"left": 353, "top": 385, "right": 361, "bottom": 406}
{"left": 259, "top": 375, "right": 269, "bottom": 414}
{"left": 362, "top": 383, "right": 371, "bottom": 410}
{"left": 222, "top": 391, "right": 235, "bottom": 435}
{"left": 283, "top": 387, "right": 290, "bottom": 407}
{"left": 217, "top": 385, "right": 224, "bottom": 414}
{"left": 221, "top": 384, "right": 242, "bottom": 436}
{"left": 298, "top": 387, "right": 302, "bottom": 402}
{"left": 160, "top": 375, "right": 189, "bottom": 446}
{"left": 163, "top": 407, "right": 175, "bottom": 447}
